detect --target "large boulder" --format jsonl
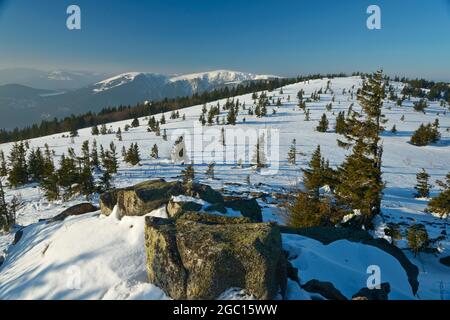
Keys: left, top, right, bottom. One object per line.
{"left": 224, "top": 197, "right": 262, "bottom": 222}
{"left": 352, "top": 283, "right": 390, "bottom": 300}
{"left": 48, "top": 203, "right": 98, "bottom": 223}
{"left": 100, "top": 179, "right": 224, "bottom": 219}
{"left": 145, "top": 213, "right": 286, "bottom": 300}
{"left": 301, "top": 280, "right": 348, "bottom": 300}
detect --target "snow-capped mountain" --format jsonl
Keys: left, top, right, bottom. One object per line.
{"left": 0, "top": 70, "right": 280, "bottom": 130}
{"left": 91, "top": 70, "right": 279, "bottom": 94}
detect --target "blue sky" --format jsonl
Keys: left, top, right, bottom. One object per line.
{"left": 0, "top": 0, "right": 449, "bottom": 80}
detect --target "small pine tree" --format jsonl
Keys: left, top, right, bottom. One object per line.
{"left": 305, "top": 109, "right": 310, "bottom": 121}
{"left": 410, "top": 123, "right": 440, "bottom": 146}
{"left": 160, "top": 114, "right": 166, "bottom": 125}
{"left": 0, "top": 179, "right": 11, "bottom": 231}
{"left": 100, "top": 171, "right": 112, "bottom": 192}
{"left": 414, "top": 169, "right": 432, "bottom": 198}
{"left": 151, "top": 144, "right": 159, "bottom": 159}
{"left": 162, "top": 129, "right": 168, "bottom": 141}
{"left": 91, "top": 125, "right": 100, "bottom": 136}
{"left": 391, "top": 125, "right": 397, "bottom": 134}
{"left": 8, "top": 142, "right": 29, "bottom": 188}
{"left": 206, "top": 162, "right": 215, "bottom": 180}
{"left": 0, "top": 150, "right": 7, "bottom": 177}
{"left": 227, "top": 106, "right": 237, "bottom": 125}
{"left": 335, "top": 112, "right": 346, "bottom": 135}
{"left": 407, "top": 224, "right": 429, "bottom": 257}
{"left": 182, "top": 164, "right": 195, "bottom": 193}
{"left": 131, "top": 118, "right": 140, "bottom": 128}
{"left": 287, "top": 139, "right": 297, "bottom": 165}
{"left": 316, "top": 114, "right": 329, "bottom": 132}
{"left": 116, "top": 127, "right": 123, "bottom": 141}
{"left": 91, "top": 140, "right": 100, "bottom": 169}
{"left": 427, "top": 172, "right": 450, "bottom": 218}
{"left": 252, "top": 133, "right": 267, "bottom": 169}
{"left": 100, "top": 124, "right": 108, "bottom": 135}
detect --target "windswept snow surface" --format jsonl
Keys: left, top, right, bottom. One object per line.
{"left": 0, "top": 211, "right": 168, "bottom": 300}
{"left": 1, "top": 76, "right": 449, "bottom": 300}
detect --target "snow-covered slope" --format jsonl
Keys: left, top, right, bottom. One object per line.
{"left": 1, "top": 76, "right": 449, "bottom": 300}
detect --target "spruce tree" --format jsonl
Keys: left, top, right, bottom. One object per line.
{"left": 206, "top": 162, "right": 215, "bottom": 180}
{"left": 100, "top": 124, "right": 108, "bottom": 135}
{"left": 125, "top": 143, "right": 141, "bottom": 166}
{"left": 131, "top": 118, "right": 140, "bottom": 128}
{"left": 0, "top": 150, "right": 7, "bottom": 177}
{"left": 407, "top": 224, "right": 429, "bottom": 257}
{"left": 414, "top": 169, "right": 431, "bottom": 198}
{"left": 81, "top": 141, "right": 91, "bottom": 168}
{"left": 335, "top": 111, "right": 346, "bottom": 134}
{"left": 0, "top": 179, "right": 11, "bottom": 230}
{"left": 427, "top": 172, "right": 450, "bottom": 218}
{"left": 28, "top": 148, "right": 45, "bottom": 183}
{"left": 91, "top": 125, "right": 99, "bottom": 136}
{"left": 336, "top": 70, "right": 386, "bottom": 228}
{"left": 40, "top": 172, "right": 60, "bottom": 201}
{"left": 57, "top": 153, "right": 79, "bottom": 201}
{"left": 8, "top": 142, "right": 29, "bottom": 188}
{"left": 116, "top": 127, "right": 123, "bottom": 141}
{"left": 252, "top": 133, "right": 267, "bottom": 169}
{"left": 316, "top": 113, "right": 329, "bottom": 132}
{"left": 151, "top": 144, "right": 159, "bottom": 159}
{"left": 182, "top": 164, "right": 195, "bottom": 193}
{"left": 288, "top": 139, "right": 297, "bottom": 165}
{"left": 227, "top": 106, "right": 237, "bottom": 125}
{"left": 100, "top": 171, "right": 112, "bottom": 192}
{"left": 91, "top": 140, "right": 100, "bottom": 169}
{"left": 302, "top": 146, "right": 326, "bottom": 198}
{"left": 160, "top": 114, "right": 166, "bottom": 125}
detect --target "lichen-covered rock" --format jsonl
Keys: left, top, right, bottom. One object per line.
{"left": 224, "top": 198, "right": 262, "bottom": 222}
{"left": 100, "top": 179, "right": 224, "bottom": 219}
{"left": 48, "top": 203, "right": 98, "bottom": 223}
{"left": 179, "top": 212, "right": 252, "bottom": 225}
{"left": 301, "top": 280, "right": 348, "bottom": 300}
{"left": 166, "top": 200, "right": 203, "bottom": 219}
{"left": 352, "top": 283, "right": 390, "bottom": 300}
{"left": 144, "top": 217, "right": 188, "bottom": 300}
{"left": 144, "top": 214, "right": 286, "bottom": 300}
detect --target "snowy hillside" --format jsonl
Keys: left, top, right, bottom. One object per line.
{"left": 0, "top": 76, "right": 449, "bottom": 300}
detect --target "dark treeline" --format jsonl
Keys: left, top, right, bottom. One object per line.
{"left": 397, "top": 77, "right": 450, "bottom": 101}
{"left": 0, "top": 75, "right": 346, "bottom": 144}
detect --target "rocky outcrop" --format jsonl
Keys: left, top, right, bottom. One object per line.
{"left": 301, "top": 280, "right": 348, "bottom": 300}
{"left": 100, "top": 179, "right": 225, "bottom": 219}
{"left": 166, "top": 200, "right": 202, "bottom": 219}
{"left": 224, "top": 197, "right": 262, "bottom": 222}
{"left": 280, "top": 226, "right": 420, "bottom": 296}
{"left": 352, "top": 283, "right": 390, "bottom": 300}
{"left": 145, "top": 213, "right": 286, "bottom": 300}
{"left": 48, "top": 203, "right": 98, "bottom": 223}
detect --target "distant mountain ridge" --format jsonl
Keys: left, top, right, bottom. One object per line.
{"left": 0, "top": 69, "right": 281, "bottom": 130}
